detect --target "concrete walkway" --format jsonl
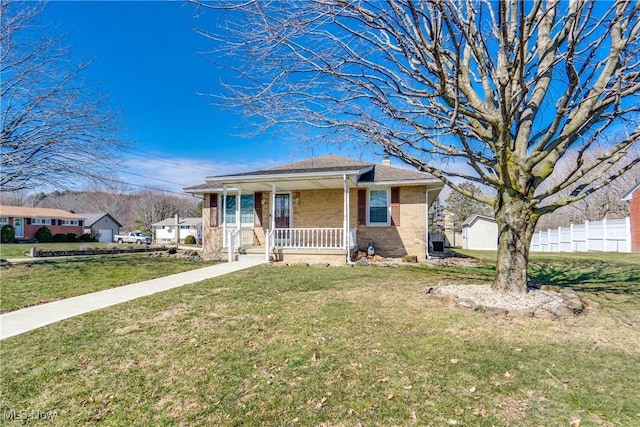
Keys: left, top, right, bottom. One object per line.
{"left": 0, "top": 256, "right": 264, "bottom": 340}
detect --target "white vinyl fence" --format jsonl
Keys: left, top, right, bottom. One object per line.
{"left": 530, "top": 218, "right": 631, "bottom": 253}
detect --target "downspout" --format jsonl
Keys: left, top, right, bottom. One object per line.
{"left": 426, "top": 188, "right": 433, "bottom": 260}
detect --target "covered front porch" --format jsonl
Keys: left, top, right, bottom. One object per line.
{"left": 219, "top": 177, "right": 358, "bottom": 264}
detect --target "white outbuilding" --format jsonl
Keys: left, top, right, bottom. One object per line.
{"left": 462, "top": 214, "right": 498, "bottom": 250}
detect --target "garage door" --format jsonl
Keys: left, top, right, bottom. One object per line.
{"left": 98, "top": 229, "right": 113, "bottom": 243}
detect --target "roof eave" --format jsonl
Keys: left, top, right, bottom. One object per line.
{"left": 356, "top": 179, "right": 443, "bottom": 187}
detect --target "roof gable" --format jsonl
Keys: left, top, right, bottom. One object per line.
{"left": 78, "top": 212, "right": 123, "bottom": 228}
{"left": 462, "top": 214, "right": 496, "bottom": 227}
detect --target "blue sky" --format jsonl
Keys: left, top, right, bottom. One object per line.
{"left": 39, "top": 1, "right": 374, "bottom": 193}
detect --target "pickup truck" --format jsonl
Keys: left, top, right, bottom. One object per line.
{"left": 114, "top": 231, "right": 152, "bottom": 245}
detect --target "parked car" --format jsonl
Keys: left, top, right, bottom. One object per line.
{"left": 114, "top": 231, "right": 152, "bottom": 245}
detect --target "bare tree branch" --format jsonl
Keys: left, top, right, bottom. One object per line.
{"left": 0, "top": 0, "right": 127, "bottom": 192}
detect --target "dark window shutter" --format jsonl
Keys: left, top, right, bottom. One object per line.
{"left": 357, "top": 189, "right": 367, "bottom": 224}
{"left": 391, "top": 187, "right": 400, "bottom": 226}
{"left": 27, "top": 218, "right": 32, "bottom": 225}
{"left": 79, "top": 220, "right": 83, "bottom": 227}
{"left": 254, "top": 193, "right": 263, "bottom": 226}
{"left": 58, "top": 219, "right": 62, "bottom": 226}
{"left": 209, "top": 194, "right": 219, "bottom": 227}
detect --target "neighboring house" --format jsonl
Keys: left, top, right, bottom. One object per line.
{"left": 0, "top": 206, "right": 84, "bottom": 241}
{"left": 184, "top": 154, "right": 443, "bottom": 264}
{"left": 622, "top": 182, "right": 640, "bottom": 253}
{"left": 79, "top": 213, "right": 122, "bottom": 243}
{"left": 462, "top": 214, "right": 498, "bottom": 250}
{"left": 153, "top": 216, "right": 202, "bottom": 244}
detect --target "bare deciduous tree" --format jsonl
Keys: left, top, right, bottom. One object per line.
{"left": 1, "top": 0, "right": 126, "bottom": 192}
{"left": 194, "top": 0, "right": 640, "bottom": 292}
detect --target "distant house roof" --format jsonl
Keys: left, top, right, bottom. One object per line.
{"left": 152, "top": 217, "right": 202, "bottom": 227}
{"left": 184, "top": 154, "right": 441, "bottom": 194}
{"left": 622, "top": 183, "right": 640, "bottom": 201}
{"left": 78, "top": 212, "right": 123, "bottom": 228}
{"left": 462, "top": 214, "right": 496, "bottom": 227}
{"left": 0, "top": 206, "right": 84, "bottom": 220}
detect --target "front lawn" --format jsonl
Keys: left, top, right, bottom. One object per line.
{"left": 1, "top": 254, "right": 638, "bottom": 426}
{"left": 0, "top": 256, "right": 213, "bottom": 313}
{"left": 0, "top": 242, "right": 155, "bottom": 259}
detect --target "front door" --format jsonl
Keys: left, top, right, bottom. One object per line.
{"left": 13, "top": 218, "right": 24, "bottom": 238}
{"left": 274, "top": 194, "right": 291, "bottom": 229}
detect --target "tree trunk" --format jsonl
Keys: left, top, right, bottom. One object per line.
{"left": 493, "top": 192, "right": 538, "bottom": 294}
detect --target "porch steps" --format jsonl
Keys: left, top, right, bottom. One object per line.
{"left": 241, "top": 246, "right": 266, "bottom": 255}
{"left": 237, "top": 253, "right": 267, "bottom": 263}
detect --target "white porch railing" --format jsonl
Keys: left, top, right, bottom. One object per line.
{"left": 270, "top": 227, "right": 345, "bottom": 249}
{"left": 223, "top": 227, "right": 255, "bottom": 248}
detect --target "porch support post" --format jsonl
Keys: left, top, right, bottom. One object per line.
{"left": 223, "top": 186, "right": 229, "bottom": 262}
{"left": 343, "top": 174, "right": 350, "bottom": 257}
{"left": 426, "top": 188, "right": 432, "bottom": 259}
{"left": 236, "top": 189, "right": 241, "bottom": 229}
{"left": 236, "top": 188, "right": 241, "bottom": 249}
{"left": 271, "top": 184, "right": 276, "bottom": 232}
{"left": 222, "top": 186, "right": 227, "bottom": 241}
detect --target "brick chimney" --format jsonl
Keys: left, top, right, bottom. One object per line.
{"left": 382, "top": 155, "right": 391, "bottom": 166}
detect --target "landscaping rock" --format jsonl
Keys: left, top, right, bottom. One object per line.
{"left": 455, "top": 298, "right": 477, "bottom": 309}
{"left": 565, "top": 298, "right": 585, "bottom": 313}
{"left": 547, "top": 304, "right": 574, "bottom": 318}
{"left": 427, "top": 284, "right": 585, "bottom": 318}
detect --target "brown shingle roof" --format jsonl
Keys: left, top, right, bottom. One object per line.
{"left": 0, "top": 206, "right": 85, "bottom": 220}
{"left": 210, "top": 154, "right": 373, "bottom": 178}
{"left": 359, "top": 164, "right": 436, "bottom": 183}
{"left": 184, "top": 154, "right": 440, "bottom": 193}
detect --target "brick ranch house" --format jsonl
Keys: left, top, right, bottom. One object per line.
{"left": 184, "top": 155, "right": 443, "bottom": 264}
{"left": 623, "top": 182, "right": 640, "bottom": 253}
{"left": 0, "top": 206, "right": 84, "bottom": 241}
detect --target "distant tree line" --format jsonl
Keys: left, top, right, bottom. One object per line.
{"left": 2, "top": 185, "right": 202, "bottom": 234}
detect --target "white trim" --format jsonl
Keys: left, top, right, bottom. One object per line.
{"left": 343, "top": 174, "right": 349, "bottom": 253}
{"left": 366, "top": 188, "right": 391, "bottom": 226}
{"left": 426, "top": 189, "right": 433, "bottom": 259}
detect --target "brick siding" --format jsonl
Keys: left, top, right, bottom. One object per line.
{"left": 23, "top": 223, "right": 83, "bottom": 240}
{"left": 202, "top": 186, "right": 429, "bottom": 260}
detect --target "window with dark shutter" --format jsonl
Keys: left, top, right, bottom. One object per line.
{"left": 209, "top": 194, "right": 219, "bottom": 227}
{"left": 391, "top": 187, "right": 400, "bottom": 226}
{"left": 254, "top": 193, "right": 263, "bottom": 226}
{"left": 357, "top": 189, "right": 367, "bottom": 224}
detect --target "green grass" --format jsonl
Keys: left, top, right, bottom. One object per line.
{"left": 0, "top": 242, "right": 154, "bottom": 259}
{"left": 455, "top": 249, "right": 640, "bottom": 298}
{"left": 0, "top": 256, "right": 213, "bottom": 313}
{"left": 1, "top": 255, "right": 638, "bottom": 426}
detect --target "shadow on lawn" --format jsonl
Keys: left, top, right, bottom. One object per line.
{"left": 529, "top": 261, "right": 640, "bottom": 295}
